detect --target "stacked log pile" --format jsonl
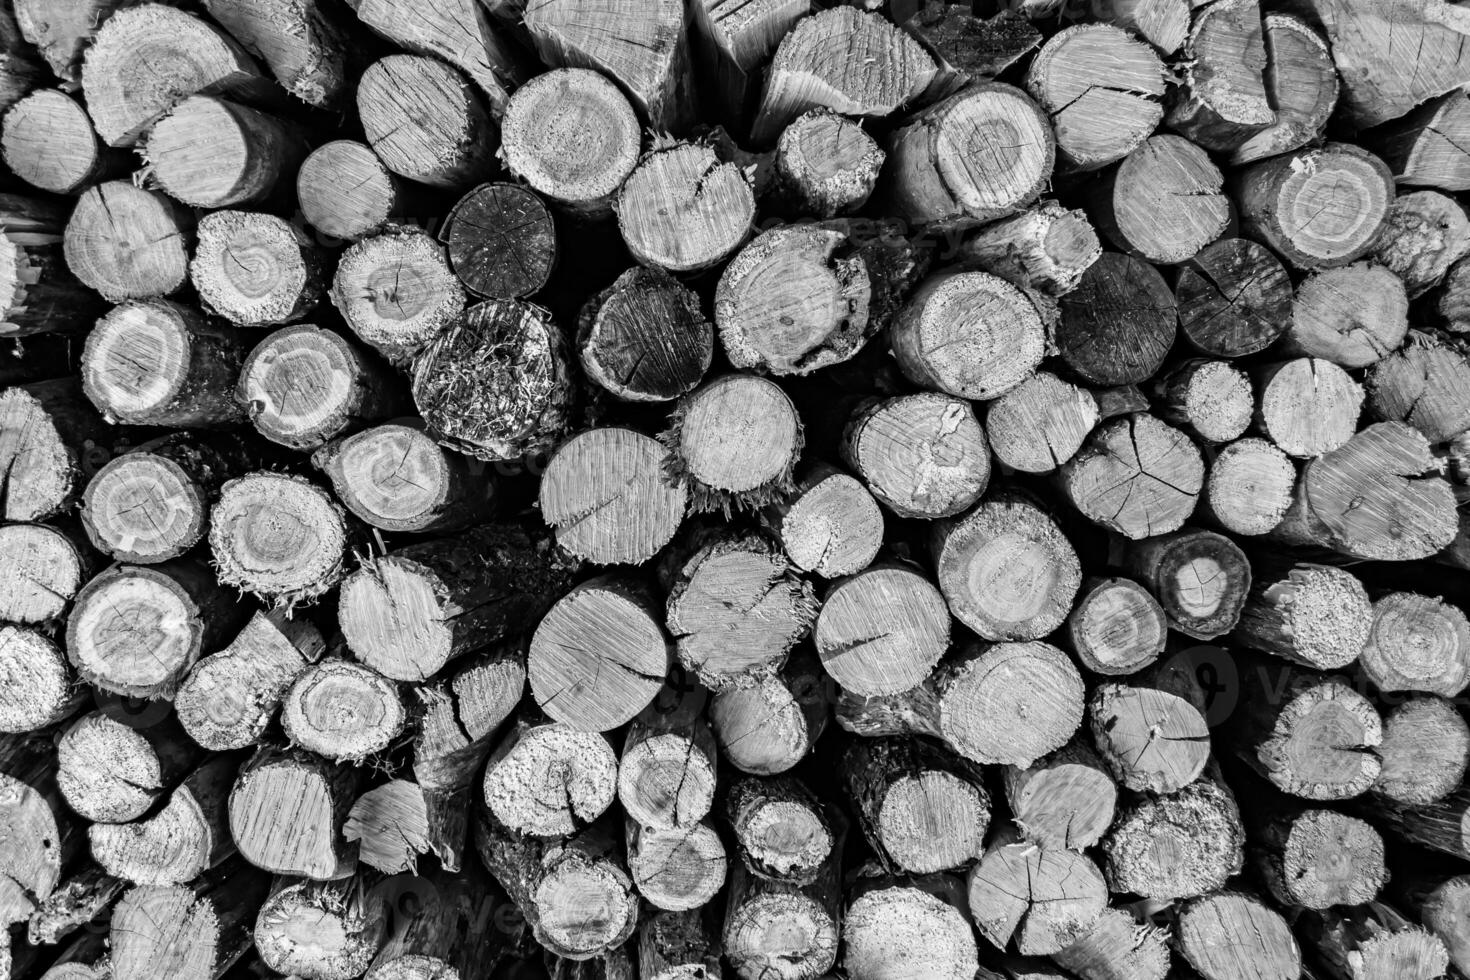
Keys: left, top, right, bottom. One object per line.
{"left": 3, "top": 0, "right": 1470, "bottom": 978}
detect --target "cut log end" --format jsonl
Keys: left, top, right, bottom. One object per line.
{"left": 502, "top": 68, "right": 640, "bottom": 216}
{"left": 1065, "top": 577, "right": 1167, "bottom": 675}
{"left": 298, "top": 140, "right": 399, "bottom": 242}
{"left": 842, "top": 392, "right": 989, "bottom": 520}
{"left": 665, "top": 374, "right": 803, "bottom": 514}
{"left": 938, "top": 642, "right": 1084, "bottom": 769}
{"left": 282, "top": 658, "right": 407, "bottom": 763}
{"left": 209, "top": 473, "right": 347, "bottom": 607}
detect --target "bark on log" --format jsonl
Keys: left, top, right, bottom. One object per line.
{"left": 364, "top": 869, "right": 512, "bottom": 980}
{"left": 1055, "top": 252, "right": 1176, "bottom": 385}
{"left": 1234, "top": 143, "right": 1396, "bottom": 270}
{"left": 0, "top": 193, "right": 104, "bottom": 339}
{"left": 1060, "top": 413, "right": 1204, "bottom": 540}
{"left": 1, "top": 90, "right": 127, "bottom": 195}
{"left": 81, "top": 301, "right": 249, "bottom": 428}
{"left": 66, "top": 559, "right": 238, "bottom": 699}
{"left": 190, "top": 210, "right": 324, "bottom": 328}
{"left": 330, "top": 225, "right": 466, "bottom": 367}
{"left": 906, "top": 5, "right": 1043, "bottom": 93}
{"left": 1024, "top": 25, "right": 1165, "bottom": 172}
{"left": 842, "top": 736, "right": 990, "bottom": 874}
{"left": 1102, "top": 776, "right": 1245, "bottom": 900}
{"left": 356, "top": 55, "right": 498, "bottom": 191}
{"left": 522, "top": 0, "right": 693, "bottom": 131}
{"left": 1233, "top": 562, "right": 1372, "bottom": 674}
{"left": 1373, "top": 695, "right": 1470, "bottom": 806}
{"left": 28, "top": 865, "right": 125, "bottom": 946}
{"left": 932, "top": 491, "right": 1080, "bottom": 643}
{"left": 751, "top": 7, "right": 934, "bottom": 144}
{"left": 1227, "top": 666, "right": 1382, "bottom": 800}
{"left": 500, "top": 69, "right": 640, "bottom": 219}
{"left": 175, "top": 609, "right": 325, "bottom": 753}
{"left": 482, "top": 718, "right": 617, "bottom": 838}
{"left": 209, "top": 472, "right": 349, "bottom": 608}
{"left": 297, "top": 141, "right": 401, "bottom": 243}
{"left": 338, "top": 522, "right": 576, "bottom": 682}
{"left": 841, "top": 392, "right": 988, "bottom": 520}
{"left": 664, "top": 373, "right": 803, "bottom": 514}
{"left": 1360, "top": 591, "right": 1470, "bottom": 697}
{"left": 965, "top": 825, "right": 1106, "bottom": 956}
{"left": 716, "top": 224, "right": 874, "bottom": 376}
{"left": 1088, "top": 135, "right": 1229, "bottom": 264}
{"left": 663, "top": 527, "right": 815, "bottom": 691}
{"left": 1231, "top": 14, "right": 1337, "bottom": 165}
{"left": 887, "top": 81, "right": 1052, "bottom": 228}
{"left": 410, "top": 298, "right": 575, "bottom": 462}
{"left": 202, "top": 0, "right": 349, "bottom": 108}
{"left": 1272, "top": 422, "right": 1458, "bottom": 561}
{"left": 80, "top": 4, "right": 280, "bottom": 148}
{"left": 227, "top": 748, "right": 359, "bottom": 880}
{"left": 145, "top": 96, "right": 308, "bottom": 209}
{"left": 63, "top": 181, "right": 194, "bottom": 302}
{"left": 615, "top": 142, "right": 755, "bottom": 275}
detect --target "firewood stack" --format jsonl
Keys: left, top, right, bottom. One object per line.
{"left": 4, "top": 0, "right": 1470, "bottom": 977}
